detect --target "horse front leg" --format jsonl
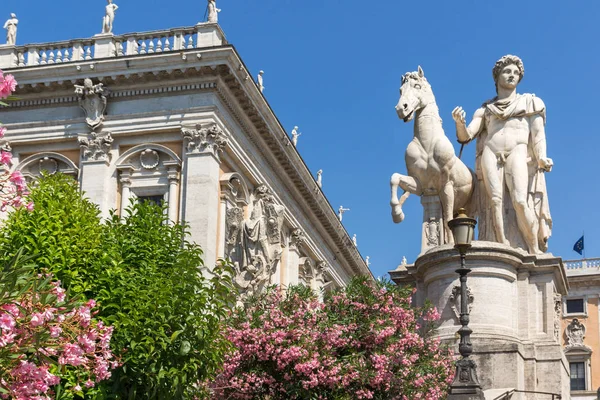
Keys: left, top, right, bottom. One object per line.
{"left": 390, "top": 173, "right": 420, "bottom": 223}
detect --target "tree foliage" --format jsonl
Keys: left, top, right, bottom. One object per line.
{"left": 212, "top": 279, "right": 453, "bottom": 400}
{"left": 0, "top": 173, "right": 235, "bottom": 399}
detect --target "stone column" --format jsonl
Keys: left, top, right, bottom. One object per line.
{"left": 180, "top": 123, "right": 227, "bottom": 271}
{"left": 166, "top": 166, "right": 180, "bottom": 225}
{"left": 78, "top": 131, "right": 114, "bottom": 220}
{"left": 421, "top": 194, "right": 443, "bottom": 253}
{"left": 120, "top": 174, "right": 131, "bottom": 218}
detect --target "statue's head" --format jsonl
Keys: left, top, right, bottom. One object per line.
{"left": 396, "top": 66, "right": 434, "bottom": 123}
{"left": 493, "top": 55, "right": 524, "bottom": 93}
{"left": 10, "top": 13, "right": 16, "bottom": 18}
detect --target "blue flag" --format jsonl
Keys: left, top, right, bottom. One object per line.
{"left": 573, "top": 236, "right": 584, "bottom": 255}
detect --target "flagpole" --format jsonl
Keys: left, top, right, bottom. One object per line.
{"left": 583, "top": 230, "right": 586, "bottom": 259}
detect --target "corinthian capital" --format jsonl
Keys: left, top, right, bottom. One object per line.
{"left": 79, "top": 131, "right": 114, "bottom": 162}
{"left": 182, "top": 123, "right": 227, "bottom": 159}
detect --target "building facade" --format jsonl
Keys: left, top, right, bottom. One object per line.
{"left": 0, "top": 23, "right": 371, "bottom": 299}
{"left": 562, "top": 258, "right": 600, "bottom": 400}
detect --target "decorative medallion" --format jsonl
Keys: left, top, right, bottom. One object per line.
{"left": 140, "top": 149, "right": 160, "bottom": 170}
{"left": 38, "top": 157, "right": 58, "bottom": 174}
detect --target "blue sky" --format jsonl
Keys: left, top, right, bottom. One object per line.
{"left": 4, "top": 1, "right": 600, "bottom": 279}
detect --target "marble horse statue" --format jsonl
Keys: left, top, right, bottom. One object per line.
{"left": 390, "top": 66, "right": 474, "bottom": 243}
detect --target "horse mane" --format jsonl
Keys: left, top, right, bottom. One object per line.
{"left": 401, "top": 71, "right": 430, "bottom": 87}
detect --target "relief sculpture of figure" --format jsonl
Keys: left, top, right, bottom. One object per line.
{"left": 237, "top": 185, "right": 284, "bottom": 300}
{"left": 452, "top": 55, "right": 552, "bottom": 254}
{"left": 391, "top": 66, "right": 474, "bottom": 244}
{"left": 3, "top": 13, "right": 17, "bottom": 45}
{"left": 102, "top": 0, "right": 119, "bottom": 34}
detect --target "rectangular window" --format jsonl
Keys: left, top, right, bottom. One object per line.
{"left": 138, "top": 195, "right": 164, "bottom": 207}
{"left": 570, "top": 362, "right": 586, "bottom": 391}
{"left": 566, "top": 299, "right": 585, "bottom": 314}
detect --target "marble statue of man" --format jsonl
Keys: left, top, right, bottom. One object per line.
{"left": 291, "top": 126, "right": 301, "bottom": 146}
{"left": 102, "top": 0, "right": 119, "bottom": 34}
{"left": 452, "top": 55, "right": 552, "bottom": 254}
{"left": 317, "top": 169, "right": 322, "bottom": 188}
{"left": 3, "top": 14, "right": 18, "bottom": 45}
{"left": 352, "top": 234, "right": 357, "bottom": 246}
{"left": 207, "top": 0, "right": 221, "bottom": 23}
{"left": 338, "top": 206, "right": 350, "bottom": 222}
{"left": 257, "top": 71, "right": 264, "bottom": 93}
{"left": 365, "top": 256, "right": 370, "bottom": 267}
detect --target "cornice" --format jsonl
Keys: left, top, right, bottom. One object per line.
{"left": 2, "top": 45, "right": 372, "bottom": 280}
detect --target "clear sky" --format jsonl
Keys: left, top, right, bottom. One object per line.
{"left": 3, "top": 0, "right": 600, "bottom": 279}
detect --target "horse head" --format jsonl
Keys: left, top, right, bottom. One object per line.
{"left": 396, "top": 66, "right": 435, "bottom": 123}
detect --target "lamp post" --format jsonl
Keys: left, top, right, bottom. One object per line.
{"left": 447, "top": 208, "right": 484, "bottom": 399}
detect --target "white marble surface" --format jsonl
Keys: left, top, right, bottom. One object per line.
{"left": 390, "top": 66, "right": 474, "bottom": 247}
{"left": 453, "top": 55, "right": 552, "bottom": 254}
{"left": 3, "top": 14, "right": 17, "bottom": 45}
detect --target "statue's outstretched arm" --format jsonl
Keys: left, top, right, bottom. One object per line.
{"left": 452, "top": 106, "right": 485, "bottom": 144}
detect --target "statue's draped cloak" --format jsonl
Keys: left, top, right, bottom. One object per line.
{"left": 472, "top": 93, "right": 552, "bottom": 251}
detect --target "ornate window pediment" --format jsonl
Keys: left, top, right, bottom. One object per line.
{"left": 115, "top": 144, "right": 181, "bottom": 222}
{"left": 17, "top": 152, "right": 79, "bottom": 182}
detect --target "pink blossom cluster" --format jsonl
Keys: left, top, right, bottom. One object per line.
{"left": 0, "top": 276, "right": 117, "bottom": 399}
{"left": 0, "top": 69, "right": 33, "bottom": 213}
{"left": 212, "top": 282, "right": 454, "bottom": 399}
{"left": 0, "top": 70, "right": 16, "bottom": 100}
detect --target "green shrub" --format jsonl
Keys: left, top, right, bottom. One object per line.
{"left": 0, "top": 173, "right": 235, "bottom": 399}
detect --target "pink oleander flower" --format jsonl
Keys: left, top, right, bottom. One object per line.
{"left": 0, "top": 273, "right": 116, "bottom": 399}
{"left": 0, "top": 151, "right": 11, "bottom": 165}
{"left": 0, "top": 126, "right": 6, "bottom": 138}
{"left": 211, "top": 280, "right": 453, "bottom": 399}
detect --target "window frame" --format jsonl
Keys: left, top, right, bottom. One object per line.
{"left": 566, "top": 356, "right": 591, "bottom": 393}
{"left": 564, "top": 296, "right": 587, "bottom": 317}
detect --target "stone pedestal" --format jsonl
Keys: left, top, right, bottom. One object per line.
{"left": 391, "top": 241, "right": 570, "bottom": 399}
{"left": 0, "top": 45, "right": 17, "bottom": 69}
{"left": 93, "top": 33, "right": 116, "bottom": 59}
{"left": 195, "top": 23, "right": 227, "bottom": 47}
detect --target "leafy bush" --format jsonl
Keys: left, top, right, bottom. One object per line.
{"left": 212, "top": 278, "right": 452, "bottom": 400}
{"left": 0, "top": 174, "right": 235, "bottom": 399}
{"left": 0, "top": 255, "right": 115, "bottom": 399}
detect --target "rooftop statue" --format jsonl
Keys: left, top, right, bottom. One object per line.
{"left": 390, "top": 66, "right": 474, "bottom": 244}
{"left": 452, "top": 55, "right": 552, "bottom": 254}
{"left": 257, "top": 70, "right": 264, "bottom": 93}
{"left": 3, "top": 13, "right": 17, "bottom": 45}
{"left": 207, "top": 0, "right": 221, "bottom": 23}
{"left": 102, "top": 0, "right": 119, "bottom": 34}
{"left": 316, "top": 169, "right": 322, "bottom": 188}
{"left": 291, "top": 126, "right": 301, "bottom": 146}
{"left": 338, "top": 205, "right": 349, "bottom": 222}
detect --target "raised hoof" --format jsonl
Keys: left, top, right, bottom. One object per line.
{"left": 391, "top": 205, "right": 405, "bottom": 224}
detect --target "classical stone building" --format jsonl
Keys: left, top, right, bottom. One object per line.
{"left": 0, "top": 23, "right": 370, "bottom": 298}
{"left": 561, "top": 258, "right": 600, "bottom": 399}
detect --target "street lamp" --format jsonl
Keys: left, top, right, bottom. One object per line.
{"left": 447, "top": 208, "right": 484, "bottom": 399}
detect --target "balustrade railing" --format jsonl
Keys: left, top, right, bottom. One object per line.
{"left": 0, "top": 23, "right": 224, "bottom": 69}
{"left": 565, "top": 258, "right": 600, "bottom": 270}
